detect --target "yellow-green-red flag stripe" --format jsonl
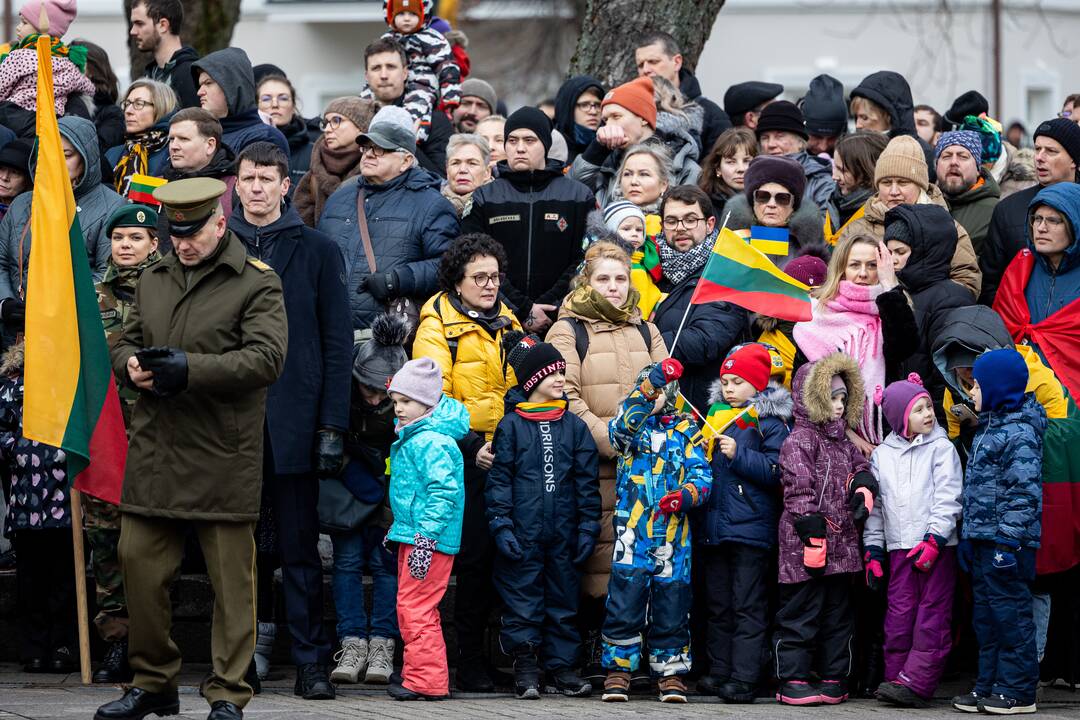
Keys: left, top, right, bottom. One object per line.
{"left": 23, "top": 35, "right": 127, "bottom": 504}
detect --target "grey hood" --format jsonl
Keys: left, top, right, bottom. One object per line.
{"left": 930, "top": 305, "right": 1013, "bottom": 399}
{"left": 30, "top": 116, "right": 101, "bottom": 199}
{"left": 191, "top": 47, "right": 256, "bottom": 117}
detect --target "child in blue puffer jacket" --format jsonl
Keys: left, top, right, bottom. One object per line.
{"left": 693, "top": 343, "right": 792, "bottom": 703}
{"left": 952, "top": 348, "right": 1046, "bottom": 715}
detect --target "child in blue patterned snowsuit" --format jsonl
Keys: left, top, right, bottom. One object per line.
{"left": 600, "top": 359, "right": 711, "bottom": 703}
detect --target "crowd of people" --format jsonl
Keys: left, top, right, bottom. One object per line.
{"left": 1, "top": 0, "right": 1079, "bottom": 718}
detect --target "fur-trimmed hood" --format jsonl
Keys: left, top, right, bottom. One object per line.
{"left": 1, "top": 340, "right": 24, "bottom": 377}
{"left": 707, "top": 379, "right": 793, "bottom": 422}
{"left": 723, "top": 193, "right": 826, "bottom": 248}
{"left": 792, "top": 352, "right": 865, "bottom": 431}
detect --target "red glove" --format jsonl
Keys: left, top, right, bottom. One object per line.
{"left": 906, "top": 533, "right": 945, "bottom": 572}
{"left": 647, "top": 358, "right": 683, "bottom": 389}
{"left": 658, "top": 487, "right": 694, "bottom": 515}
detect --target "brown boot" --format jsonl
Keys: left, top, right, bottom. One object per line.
{"left": 602, "top": 670, "right": 631, "bottom": 702}
{"left": 658, "top": 675, "right": 688, "bottom": 703}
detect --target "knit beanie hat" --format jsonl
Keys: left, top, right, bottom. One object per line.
{"left": 353, "top": 313, "right": 410, "bottom": 389}
{"left": 874, "top": 135, "right": 929, "bottom": 191}
{"left": 756, "top": 100, "right": 808, "bottom": 141}
{"left": 324, "top": 96, "right": 375, "bottom": 133}
{"left": 959, "top": 115, "right": 1004, "bottom": 165}
{"left": 505, "top": 106, "right": 553, "bottom": 155}
{"left": 504, "top": 332, "right": 566, "bottom": 394}
{"left": 720, "top": 343, "right": 772, "bottom": 392}
{"left": 881, "top": 373, "right": 931, "bottom": 438}
{"left": 785, "top": 253, "right": 827, "bottom": 287}
{"left": 972, "top": 348, "right": 1028, "bottom": 412}
{"left": 602, "top": 76, "right": 657, "bottom": 130}
{"left": 743, "top": 155, "right": 806, "bottom": 210}
{"left": 386, "top": 0, "right": 424, "bottom": 27}
{"left": 943, "top": 90, "right": 989, "bottom": 130}
{"left": 800, "top": 74, "right": 847, "bottom": 137}
{"left": 830, "top": 374, "right": 847, "bottom": 397}
{"left": 1033, "top": 118, "right": 1080, "bottom": 169}
{"left": 603, "top": 200, "right": 646, "bottom": 234}
{"left": 387, "top": 357, "right": 443, "bottom": 408}
{"left": 20, "top": 0, "right": 77, "bottom": 36}
{"left": 461, "top": 78, "right": 497, "bottom": 114}
{"left": 935, "top": 130, "right": 983, "bottom": 165}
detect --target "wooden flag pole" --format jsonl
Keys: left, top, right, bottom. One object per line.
{"left": 668, "top": 211, "right": 730, "bottom": 357}
{"left": 70, "top": 489, "right": 93, "bottom": 684}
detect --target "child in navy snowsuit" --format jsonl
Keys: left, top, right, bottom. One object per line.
{"left": 600, "top": 359, "right": 711, "bottom": 704}
{"left": 865, "top": 374, "right": 962, "bottom": 707}
{"left": 694, "top": 343, "right": 792, "bottom": 702}
{"left": 485, "top": 333, "right": 600, "bottom": 700}
{"left": 951, "top": 348, "right": 1045, "bottom": 715}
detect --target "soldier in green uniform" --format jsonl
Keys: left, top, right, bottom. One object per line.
{"left": 96, "top": 178, "right": 288, "bottom": 720}
{"left": 86, "top": 204, "right": 162, "bottom": 684}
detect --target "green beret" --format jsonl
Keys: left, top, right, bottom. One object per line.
{"left": 153, "top": 177, "right": 227, "bottom": 237}
{"left": 106, "top": 204, "right": 159, "bottom": 237}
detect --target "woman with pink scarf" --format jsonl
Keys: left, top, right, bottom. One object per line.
{"left": 793, "top": 234, "right": 917, "bottom": 456}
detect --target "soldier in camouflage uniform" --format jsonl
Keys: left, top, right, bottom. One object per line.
{"left": 87, "top": 204, "right": 162, "bottom": 684}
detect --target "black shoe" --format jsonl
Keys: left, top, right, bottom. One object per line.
{"left": 695, "top": 674, "right": 727, "bottom": 696}
{"left": 454, "top": 662, "right": 495, "bottom": 692}
{"left": 543, "top": 667, "right": 592, "bottom": 697}
{"left": 94, "top": 687, "right": 180, "bottom": 720}
{"left": 22, "top": 657, "right": 46, "bottom": 673}
{"left": 387, "top": 681, "right": 448, "bottom": 701}
{"left": 952, "top": 690, "right": 983, "bottom": 713}
{"left": 720, "top": 680, "right": 756, "bottom": 703}
{"left": 50, "top": 646, "right": 78, "bottom": 674}
{"left": 876, "top": 680, "right": 930, "bottom": 708}
{"left": 206, "top": 701, "right": 242, "bottom": 720}
{"left": 978, "top": 693, "right": 1037, "bottom": 715}
{"left": 294, "top": 663, "right": 335, "bottom": 700}
{"left": 513, "top": 653, "right": 541, "bottom": 700}
{"left": 94, "top": 640, "right": 134, "bottom": 684}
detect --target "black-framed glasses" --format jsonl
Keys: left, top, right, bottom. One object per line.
{"left": 575, "top": 100, "right": 601, "bottom": 113}
{"left": 359, "top": 143, "right": 392, "bottom": 158}
{"left": 467, "top": 272, "right": 504, "bottom": 288}
{"left": 121, "top": 98, "right": 154, "bottom": 111}
{"left": 662, "top": 215, "right": 703, "bottom": 230}
{"left": 753, "top": 190, "right": 793, "bottom": 207}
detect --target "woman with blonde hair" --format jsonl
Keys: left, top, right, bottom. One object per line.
{"left": 105, "top": 79, "right": 179, "bottom": 194}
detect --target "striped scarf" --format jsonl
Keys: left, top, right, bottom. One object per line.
{"left": 112, "top": 130, "right": 168, "bottom": 194}
{"left": 514, "top": 399, "right": 567, "bottom": 421}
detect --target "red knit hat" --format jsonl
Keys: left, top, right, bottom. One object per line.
{"left": 602, "top": 76, "right": 657, "bottom": 130}
{"left": 386, "top": 0, "right": 424, "bottom": 27}
{"left": 720, "top": 343, "right": 772, "bottom": 392}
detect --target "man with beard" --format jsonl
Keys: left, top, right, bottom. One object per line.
{"left": 130, "top": 0, "right": 200, "bottom": 108}
{"left": 936, "top": 130, "right": 1000, "bottom": 256}
{"left": 452, "top": 78, "right": 496, "bottom": 133}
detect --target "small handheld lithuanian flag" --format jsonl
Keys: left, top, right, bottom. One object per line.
{"left": 690, "top": 228, "right": 811, "bottom": 322}
{"left": 127, "top": 174, "right": 167, "bottom": 207}
{"left": 700, "top": 402, "right": 759, "bottom": 459}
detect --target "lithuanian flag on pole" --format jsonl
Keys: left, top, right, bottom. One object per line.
{"left": 690, "top": 227, "right": 812, "bottom": 322}
{"left": 22, "top": 35, "right": 127, "bottom": 505}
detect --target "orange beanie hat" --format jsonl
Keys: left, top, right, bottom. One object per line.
{"left": 386, "top": 0, "right": 424, "bottom": 28}
{"left": 601, "top": 76, "right": 657, "bottom": 130}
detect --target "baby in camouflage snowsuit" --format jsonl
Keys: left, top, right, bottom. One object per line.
{"left": 600, "top": 359, "right": 711, "bottom": 704}
{"left": 372, "top": 0, "right": 461, "bottom": 142}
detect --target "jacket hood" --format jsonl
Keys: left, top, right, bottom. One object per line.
{"left": 366, "top": 164, "right": 444, "bottom": 194}
{"left": 792, "top": 352, "right": 865, "bottom": 431}
{"left": 192, "top": 47, "right": 256, "bottom": 117}
{"left": 1027, "top": 183, "right": 1080, "bottom": 275}
{"left": 797, "top": 150, "right": 832, "bottom": 180}
{"left": 677, "top": 68, "right": 704, "bottom": 102}
{"left": 0, "top": 339, "right": 23, "bottom": 376}
{"left": 584, "top": 207, "right": 627, "bottom": 248}
{"left": 227, "top": 205, "right": 305, "bottom": 244}
{"left": 706, "top": 379, "right": 793, "bottom": 422}
{"left": 931, "top": 305, "right": 1013, "bottom": 399}
{"left": 851, "top": 71, "right": 916, "bottom": 137}
{"left": 886, "top": 204, "right": 957, "bottom": 291}
{"left": 654, "top": 111, "right": 701, "bottom": 164}
{"left": 398, "top": 395, "right": 471, "bottom": 442}
{"left": 553, "top": 75, "right": 604, "bottom": 139}
{"left": 724, "top": 192, "right": 824, "bottom": 243}
{"left": 48, "top": 116, "right": 101, "bottom": 198}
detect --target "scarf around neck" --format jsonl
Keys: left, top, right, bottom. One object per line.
{"left": 658, "top": 227, "right": 718, "bottom": 285}
{"left": 514, "top": 398, "right": 567, "bottom": 421}
{"left": 3, "top": 34, "right": 86, "bottom": 71}
{"left": 113, "top": 128, "right": 169, "bottom": 193}
{"left": 567, "top": 284, "right": 641, "bottom": 325}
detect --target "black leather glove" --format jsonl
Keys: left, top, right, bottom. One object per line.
{"left": 1, "top": 298, "right": 25, "bottom": 327}
{"left": 363, "top": 272, "right": 397, "bottom": 301}
{"left": 140, "top": 346, "right": 188, "bottom": 397}
{"left": 314, "top": 429, "right": 344, "bottom": 475}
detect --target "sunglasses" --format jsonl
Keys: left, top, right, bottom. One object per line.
{"left": 753, "top": 190, "right": 793, "bottom": 207}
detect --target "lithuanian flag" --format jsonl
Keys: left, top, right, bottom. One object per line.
{"left": 690, "top": 227, "right": 811, "bottom": 322}
{"left": 22, "top": 35, "right": 127, "bottom": 505}
{"left": 700, "top": 402, "right": 759, "bottom": 460}
{"left": 127, "top": 173, "right": 167, "bottom": 206}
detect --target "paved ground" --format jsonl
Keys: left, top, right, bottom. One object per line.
{"left": 2, "top": 666, "right": 1079, "bottom": 719}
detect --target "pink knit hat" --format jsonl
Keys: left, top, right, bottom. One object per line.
{"left": 387, "top": 357, "right": 443, "bottom": 408}
{"left": 20, "top": 0, "right": 77, "bottom": 36}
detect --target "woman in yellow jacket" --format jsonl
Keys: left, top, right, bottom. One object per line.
{"left": 411, "top": 233, "right": 521, "bottom": 693}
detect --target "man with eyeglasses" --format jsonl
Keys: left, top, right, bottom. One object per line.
{"left": 650, "top": 185, "right": 750, "bottom": 413}
{"left": 317, "top": 106, "right": 458, "bottom": 334}
{"left": 462, "top": 106, "right": 595, "bottom": 334}
{"left": 979, "top": 117, "right": 1080, "bottom": 305}
{"left": 190, "top": 47, "right": 289, "bottom": 158}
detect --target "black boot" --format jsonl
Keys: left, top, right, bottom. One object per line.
{"left": 93, "top": 687, "right": 180, "bottom": 720}
{"left": 544, "top": 667, "right": 592, "bottom": 697}
{"left": 294, "top": 663, "right": 335, "bottom": 700}
{"left": 50, "top": 646, "right": 78, "bottom": 673}
{"left": 94, "top": 639, "right": 134, "bottom": 684}
{"left": 513, "top": 650, "right": 541, "bottom": 700}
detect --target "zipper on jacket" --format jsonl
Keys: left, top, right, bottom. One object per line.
{"left": 737, "top": 483, "right": 759, "bottom": 512}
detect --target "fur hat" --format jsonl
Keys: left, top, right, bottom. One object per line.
{"left": 387, "top": 357, "right": 443, "bottom": 408}
{"left": 602, "top": 76, "right": 657, "bottom": 130}
{"left": 874, "top": 135, "right": 929, "bottom": 191}
{"left": 353, "top": 313, "right": 410, "bottom": 389}
{"left": 743, "top": 155, "right": 806, "bottom": 210}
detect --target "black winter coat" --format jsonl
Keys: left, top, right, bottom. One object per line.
{"left": 679, "top": 68, "right": 732, "bottom": 155}
{"left": 143, "top": 46, "right": 200, "bottom": 109}
{"left": 978, "top": 184, "right": 1042, "bottom": 305}
{"left": 651, "top": 268, "right": 751, "bottom": 414}
{"left": 850, "top": 71, "right": 936, "bottom": 181}
{"left": 462, "top": 162, "right": 595, "bottom": 319}
{"left": 485, "top": 388, "right": 601, "bottom": 545}
{"left": 229, "top": 207, "right": 353, "bottom": 474}
{"left": 280, "top": 114, "right": 319, "bottom": 196}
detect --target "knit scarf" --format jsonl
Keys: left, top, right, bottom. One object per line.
{"left": 2, "top": 34, "right": 86, "bottom": 71}
{"left": 792, "top": 280, "right": 885, "bottom": 443}
{"left": 658, "top": 227, "right": 718, "bottom": 286}
{"left": 566, "top": 284, "right": 641, "bottom": 325}
{"left": 514, "top": 398, "right": 567, "bottom": 421}
{"left": 294, "top": 137, "right": 364, "bottom": 226}
{"left": 440, "top": 181, "right": 472, "bottom": 217}
{"left": 633, "top": 235, "right": 663, "bottom": 282}
{"left": 112, "top": 129, "right": 169, "bottom": 194}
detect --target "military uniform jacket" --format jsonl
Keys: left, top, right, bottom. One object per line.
{"left": 110, "top": 231, "right": 288, "bottom": 521}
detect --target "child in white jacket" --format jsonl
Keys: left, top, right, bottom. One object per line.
{"left": 863, "top": 374, "right": 962, "bottom": 708}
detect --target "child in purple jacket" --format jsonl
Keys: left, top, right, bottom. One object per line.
{"left": 774, "top": 353, "right": 877, "bottom": 706}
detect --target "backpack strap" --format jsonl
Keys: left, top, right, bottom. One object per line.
{"left": 637, "top": 322, "right": 651, "bottom": 351}
{"left": 564, "top": 317, "right": 651, "bottom": 363}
